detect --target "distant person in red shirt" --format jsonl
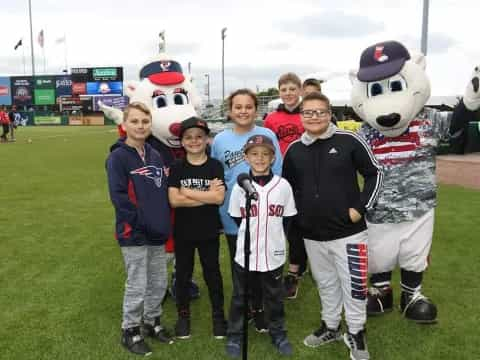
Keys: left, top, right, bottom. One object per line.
{"left": 263, "top": 73, "right": 307, "bottom": 300}
{"left": 0, "top": 106, "right": 10, "bottom": 142}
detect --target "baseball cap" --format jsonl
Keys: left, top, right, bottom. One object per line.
{"left": 180, "top": 117, "right": 210, "bottom": 138}
{"left": 243, "top": 135, "right": 275, "bottom": 154}
{"left": 357, "top": 40, "right": 411, "bottom": 82}
{"left": 139, "top": 59, "right": 185, "bottom": 86}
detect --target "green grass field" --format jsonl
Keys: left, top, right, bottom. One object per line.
{"left": 1, "top": 126, "right": 479, "bottom": 360}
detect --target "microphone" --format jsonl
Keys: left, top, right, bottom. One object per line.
{"left": 237, "top": 173, "right": 258, "bottom": 200}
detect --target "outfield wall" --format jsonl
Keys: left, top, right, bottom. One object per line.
{"left": 16, "top": 112, "right": 110, "bottom": 126}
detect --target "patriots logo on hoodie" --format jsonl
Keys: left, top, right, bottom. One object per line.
{"left": 130, "top": 166, "right": 163, "bottom": 188}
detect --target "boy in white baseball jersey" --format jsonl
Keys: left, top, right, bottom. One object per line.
{"left": 226, "top": 134, "right": 297, "bottom": 358}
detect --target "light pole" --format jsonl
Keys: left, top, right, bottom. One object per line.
{"left": 421, "top": 0, "right": 429, "bottom": 55}
{"left": 28, "top": 0, "right": 35, "bottom": 76}
{"left": 221, "top": 27, "right": 227, "bottom": 117}
{"left": 205, "top": 74, "right": 210, "bottom": 105}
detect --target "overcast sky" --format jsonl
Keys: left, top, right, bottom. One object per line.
{"left": 1, "top": 0, "right": 479, "bottom": 101}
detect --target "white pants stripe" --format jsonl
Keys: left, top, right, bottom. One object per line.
{"left": 305, "top": 231, "right": 368, "bottom": 334}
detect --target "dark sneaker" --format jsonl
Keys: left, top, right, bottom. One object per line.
{"left": 143, "top": 318, "right": 174, "bottom": 344}
{"left": 343, "top": 329, "right": 370, "bottom": 360}
{"left": 400, "top": 291, "right": 437, "bottom": 324}
{"left": 175, "top": 315, "right": 191, "bottom": 339}
{"left": 121, "top": 327, "right": 152, "bottom": 356}
{"left": 272, "top": 334, "right": 293, "bottom": 356}
{"left": 213, "top": 317, "right": 227, "bottom": 339}
{"left": 253, "top": 309, "right": 268, "bottom": 333}
{"left": 367, "top": 286, "right": 393, "bottom": 316}
{"left": 303, "top": 321, "right": 342, "bottom": 347}
{"left": 284, "top": 274, "right": 299, "bottom": 299}
{"left": 226, "top": 336, "right": 241, "bottom": 358}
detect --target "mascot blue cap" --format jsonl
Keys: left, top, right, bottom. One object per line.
{"left": 357, "top": 40, "right": 411, "bottom": 82}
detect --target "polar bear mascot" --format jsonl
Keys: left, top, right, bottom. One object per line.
{"left": 349, "top": 40, "right": 480, "bottom": 323}
{"left": 100, "top": 53, "right": 202, "bottom": 299}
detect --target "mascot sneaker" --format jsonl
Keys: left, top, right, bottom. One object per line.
{"left": 121, "top": 326, "right": 152, "bottom": 356}
{"left": 343, "top": 329, "right": 370, "bottom": 360}
{"left": 366, "top": 286, "right": 393, "bottom": 315}
{"left": 400, "top": 291, "right": 437, "bottom": 324}
{"left": 303, "top": 321, "right": 342, "bottom": 348}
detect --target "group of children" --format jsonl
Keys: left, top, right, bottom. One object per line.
{"left": 106, "top": 73, "right": 381, "bottom": 360}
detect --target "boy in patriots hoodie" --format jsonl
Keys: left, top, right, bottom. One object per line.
{"left": 106, "top": 102, "right": 173, "bottom": 356}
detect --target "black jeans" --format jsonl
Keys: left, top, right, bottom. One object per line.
{"left": 225, "top": 234, "right": 263, "bottom": 310}
{"left": 175, "top": 235, "right": 224, "bottom": 317}
{"left": 227, "top": 263, "right": 286, "bottom": 338}
{"left": 287, "top": 217, "right": 307, "bottom": 271}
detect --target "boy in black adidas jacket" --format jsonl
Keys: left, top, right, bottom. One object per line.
{"left": 106, "top": 102, "right": 173, "bottom": 356}
{"left": 282, "top": 92, "right": 383, "bottom": 360}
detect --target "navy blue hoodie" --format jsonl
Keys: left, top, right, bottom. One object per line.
{"left": 106, "top": 139, "right": 171, "bottom": 246}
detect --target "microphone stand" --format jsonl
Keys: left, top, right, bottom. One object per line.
{"left": 242, "top": 192, "right": 254, "bottom": 360}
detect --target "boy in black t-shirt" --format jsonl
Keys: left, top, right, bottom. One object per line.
{"left": 168, "top": 117, "right": 227, "bottom": 340}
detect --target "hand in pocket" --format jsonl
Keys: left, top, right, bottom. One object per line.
{"left": 349, "top": 208, "right": 362, "bottom": 223}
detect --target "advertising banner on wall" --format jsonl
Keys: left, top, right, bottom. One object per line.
{"left": 0, "top": 77, "right": 12, "bottom": 105}
{"left": 59, "top": 96, "right": 92, "bottom": 112}
{"left": 11, "top": 77, "right": 33, "bottom": 106}
{"left": 34, "top": 76, "right": 55, "bottom": 105}
{"left": 92, "top": 95, "right": 129, "bottom": 111}
{"left": 34, "top": 115, "right": 62, "bottom": 125}
{"left": 34, "top": 89, "right": 56, "bottom": 105}
{"left": 55, "top": 75, "right": 72, "bottom": 97}
{"left": 34, "top": 76, "right": 54, "bottom": 89}
{"left": 71, "top": 67, "right": 89, "bottom": 82}
{"left": 90, "top": 67, "right": 123, "bottom": 81}
{"left": 72, "top": 82, "right": 87, "bottom": 96}
{"left": 71, "top": 68, "right": 88, "bottom": 96}
{"left": 86, "top": 81, "right": 123, "bottom": 95}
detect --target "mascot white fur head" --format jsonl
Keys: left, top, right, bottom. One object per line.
{"left": 349, "top": 40, "right": 430, "bottom": 137}
{"left": 100, "top": 53, "right": 201, "bottom": 147}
